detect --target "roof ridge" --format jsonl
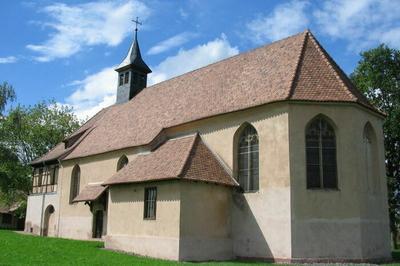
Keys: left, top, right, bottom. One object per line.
{"left": 177, "top": 133, "right": 199, "bottom": 178}
{"left": 287, "top": 30, "right": 309, "bottom": 100}
{"left": 58, "top": 126, "right": 96, "bottom": 161}
{"left": 64, "top": 106, "right": 110, "bottom": 141}
{"left": 307, "top": 32, "right": 356, "bottom": 101}
{"left": 143, "top": 31, "right": 307, "bottom": 92}
{"left": 307, "top": 32, "right": 382, "bottom": 114}
{"left": 195, "top": 137, "right": 239, "bottom": 186}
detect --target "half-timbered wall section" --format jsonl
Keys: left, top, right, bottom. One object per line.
{"left": 31, "top": 165, "right": 59, "bottom": 194}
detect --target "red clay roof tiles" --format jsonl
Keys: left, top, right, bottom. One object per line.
{"left": 103, "top": 134, "right": 237, "bottom": 186}
{"left": 72, "top": 184, "right": 107, "bottom": 202}
{"left": 33, "top": 30, "right": 381, "bottom": 164}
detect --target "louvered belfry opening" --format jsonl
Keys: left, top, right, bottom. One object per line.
{"left": 306, "top": 117, "right": 337, "bottom": 189}
{"left": 238, "top": 124, "right": 259, "bottom": 192}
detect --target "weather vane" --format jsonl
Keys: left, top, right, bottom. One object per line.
{"left": 132, "top": 17, "right": 142, "bottom": 32}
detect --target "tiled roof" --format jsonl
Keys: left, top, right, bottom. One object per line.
{"left": 0, "top": 202, "right": 20, "bottom": 214}
{"left": 72, "top": 184, "right": 107, "bottom": 203}
{"left": 103, "top": 134, "right": 237, "bottom": 187}
{"left": 32, "top": 30, "right": 381, "bottom": 164}
{"left": 30, "top": 127, "right": 95, "bottom": 166}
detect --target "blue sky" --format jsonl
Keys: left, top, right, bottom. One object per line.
{"left": 1, "top": 0, "right": 400, "bottom": 120}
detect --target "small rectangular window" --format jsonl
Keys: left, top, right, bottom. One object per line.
{"left": 124, "top": 72, "right": 130, "bottom": 84}
{"left": 119, "top": 74, "right": 124, "bottom": 86}
{"left": 144, "top": 187, "right": 157, "bottom": 220}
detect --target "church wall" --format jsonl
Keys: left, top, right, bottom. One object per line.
{"left": 105, "top": 181, "right": 181, "bottom": 260}
{"left": 167, "top": 102, "right": 292, "bottom": 260}
{"left": 288, "top": 103, "right": 391, "bottom": 261}
{"left": 58, "top": 147, "right": 142, "bottom": 240}
{"left": 25, "top": 193, "right": 59, "bottom": 236}
{"left": 179, "top": 181, "right": 233, "bottom": 261}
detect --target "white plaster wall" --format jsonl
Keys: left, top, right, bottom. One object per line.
{"left": 58, "top": 147, "right": 141, "bottom": 240}
{"left": 288, "top": 103, "right": 391, "bottom": 260}
{"left": 167, "top": 102, "right": 292, "bottom": 260}
{"left": 179, "top": 182, "right": 233, "bottom": 261}
{"left": 25, "top": 193, "right": 59, "bottom": 236}
{"left": 105, "top": 181, "right": 181, "bottom": 260}
{"left": 105, "top": 235, "right": 179, "bottom": 260}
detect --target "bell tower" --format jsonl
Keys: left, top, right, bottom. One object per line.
{"left": 115, "top": 17, "right": 152, "bottom": 104}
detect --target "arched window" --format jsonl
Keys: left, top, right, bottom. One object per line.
{"left": 117, "top": 155, "right": 129, "bottom": 171}
{"left": 236, "top": 123, "right": 259, "bottom": 192}
{"left": 306, "top": 116, "right": 337, "bottom": 189}
{"left": 70, "top": 165, "right": 80, "bottom": 203}
{"left": 363, "top": 123, "right": 379, "bottom": 194}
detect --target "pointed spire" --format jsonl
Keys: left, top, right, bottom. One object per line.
{"left": 115, "top": 18, "right": 151, "bottom": 73}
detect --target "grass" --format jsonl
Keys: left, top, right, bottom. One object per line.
{"left": 0, "top": 230, "right": 270, "bottom": 266}
{"left": 2, "top": 230, "right": 400, "bottom": 265}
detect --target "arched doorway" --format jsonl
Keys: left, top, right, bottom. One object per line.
{"left": 43, "top": 205, "right": 55, "bottom": 237}
{"left": 93, "top": 210, "right": 103, "bottom": 239}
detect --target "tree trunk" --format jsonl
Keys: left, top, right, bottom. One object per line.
{"left": 393, "top": 229, "right": 398, "bottom": 250}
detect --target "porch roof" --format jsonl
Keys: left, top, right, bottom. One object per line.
{"left": 72, "top": 184, "right": 107, "bottom": 203}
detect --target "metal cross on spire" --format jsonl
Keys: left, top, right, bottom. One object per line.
{"left": 132, "top": 17, "right": 142, "bottom": 33}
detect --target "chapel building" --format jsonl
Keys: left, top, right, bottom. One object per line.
{"left": 25, "top": 29, "right": 391, "bottom": 263}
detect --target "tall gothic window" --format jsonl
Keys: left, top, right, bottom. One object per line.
{"left": 117, "top": 155, "right": 129, "bottom": 171}
{"left": 237, "top": 124, "right": 259, "bottom": 192}
{"left": 306, "top": 116, "right": 337, "bottom": 189}
{"left": 363, "top": 123, "right": 378, "bottom": 194}
{"left": 70, "top": 165, "right": 80, "bottom": 203}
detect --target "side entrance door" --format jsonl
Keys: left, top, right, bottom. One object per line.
{"left": 93, "top": 210, "right": 103, "bottom": 239}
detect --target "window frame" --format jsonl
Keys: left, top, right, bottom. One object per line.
{"left": 236, "top": 123, "right": 259, "bottom": 193}
{"left": 116, "top": 155, "right": 129, "bottom": 171}
{"left": 119, "top": 73, "right": 124, "bottom": 86}
{"left": 124, "top": 71, "right": 130, "bottom": 84}
{"left": 363, "top": 122, "right": 379, "bottom": 194}
{"left": 143, "top": 187, "right": 157, "bottom": 220}
{"left": 69, "top": 165, "right": 81, "bottom": 203}
{"left": 305, "top": 116, "right": 338, "bottom": 190}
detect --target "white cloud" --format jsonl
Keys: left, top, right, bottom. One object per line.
{"left": 27, "top": 0, "right": 150, "bottom": 62}
{"left": 148, "top": 34, "right": 239, "bottom": 85}
{"left": 147, "top": 32, "right": 197, "bottom": 55}
{"left": 65, "top": 67, "right": 117, "bottom": 120}
{"left": 64, "top": 34, "right": 238, "bottom": 120}
{"left": 314, "top": 0, "right": 400, "bottom": 50}
{"left": 0, "top": 56, "right": 17, "bottom": 64}
{"left": 179, "top": 8, "right": 189, "bottom": 19}
{"left": 246, "top": 1, "right": 309, "bottom": 44}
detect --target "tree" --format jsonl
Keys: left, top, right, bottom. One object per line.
{"left": 351, "top": 44, "right": 400, "bottom": 248}
{"left": 0, "top": 82, "right": 15, "bottom": 116}
{"left": 0, "top": 97, "right": 81, "bottom": 211}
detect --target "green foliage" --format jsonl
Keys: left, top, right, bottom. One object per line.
{"left": 0, "top": 100, "right": 80, "bottom": 164}
{"left": 0, "top": 95, "right": 80, "bottom": 211}
{"left": 0, "top": 230, "right": 270, "bottom": 266}
{"left": 0, "top": 81, "right": 16, "bottom": 116}
{"left": 351, "top": 44, "right": 400, "bottom": 247}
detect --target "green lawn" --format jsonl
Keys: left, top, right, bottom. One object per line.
{"left": 1, "top": 230, "right": 399, "bottom": 265}
{"left": 0, "top": 230, "right": 270, "bottom": 265}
